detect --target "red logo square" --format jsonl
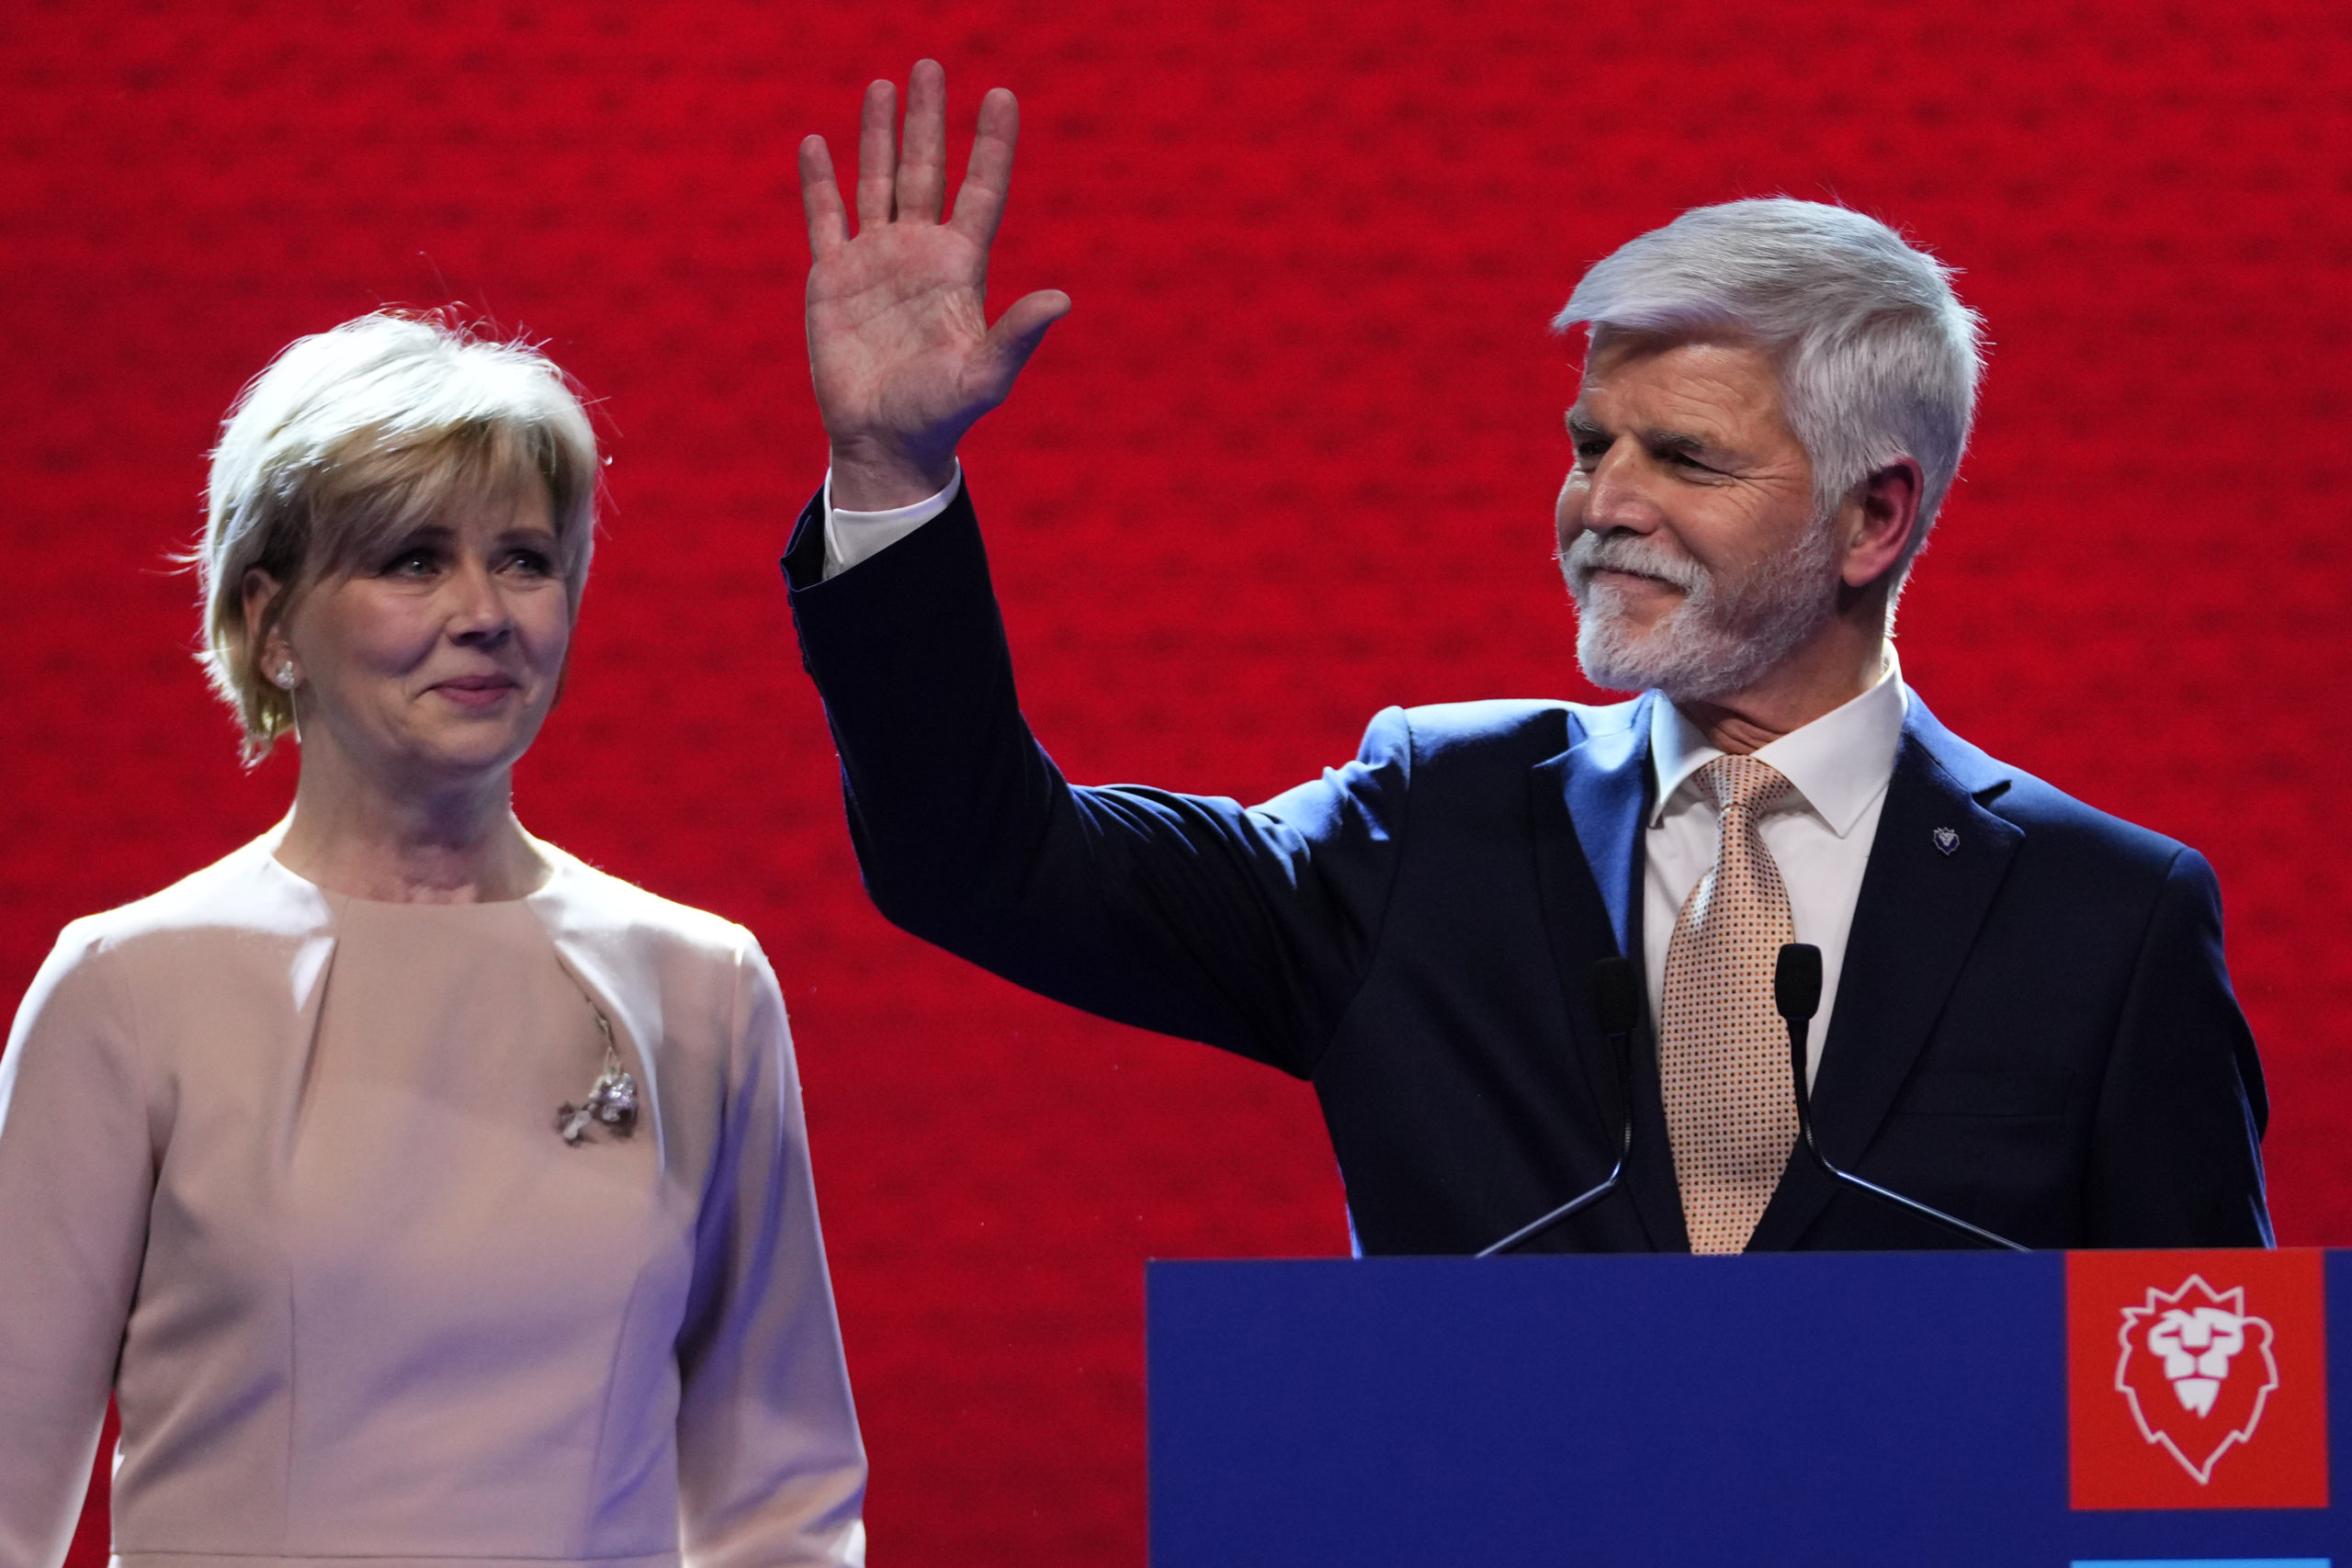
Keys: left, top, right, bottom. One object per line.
{"left": 2068, "top": 1248, "right": 2328, "bottom": 1510}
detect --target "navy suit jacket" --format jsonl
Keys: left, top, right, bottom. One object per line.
{"left": 784, "top": 483, "right": 2270, "bottom": 1252}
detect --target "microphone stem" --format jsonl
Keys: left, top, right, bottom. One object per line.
{"left": 1476, "top": 1028, "right": 1634, "bottom": 1258}
{"left": 1788, "top": 1016, "right": 2028, "bottom": 1253}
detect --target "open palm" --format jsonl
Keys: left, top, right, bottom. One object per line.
{"left": 801, "top": 62, "right": 1069, "bottom": 510}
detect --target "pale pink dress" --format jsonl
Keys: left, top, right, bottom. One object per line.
{"left": 0, "top": 836, "right": 865, "bottom": 1568}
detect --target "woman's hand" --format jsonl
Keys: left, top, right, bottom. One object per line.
{"left": 801, "top": 60, "right": 1070, "bottom": 511}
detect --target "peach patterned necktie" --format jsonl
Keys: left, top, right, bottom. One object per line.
{"left": 1659, "top": 754, "right": 1799, "bottom": 1255}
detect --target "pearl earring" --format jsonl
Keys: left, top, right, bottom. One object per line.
{"left": 273, "top": 662, "right": 298, "bottom": 690}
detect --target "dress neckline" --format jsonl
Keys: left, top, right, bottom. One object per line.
{"left": 257, "top": 834, "right": 569, "bottom": 911}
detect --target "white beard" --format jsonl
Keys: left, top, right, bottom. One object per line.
{"left": 1561, "top": 517, "right": 1841, "bottom": 701}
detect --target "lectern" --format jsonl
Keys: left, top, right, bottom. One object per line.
{"left": 1148, "top": 1251, "right": 2346, "bottom": 1566}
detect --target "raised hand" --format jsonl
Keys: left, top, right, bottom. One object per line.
{"left": 801, "top": 61, "right": 1070, "bottom": 510}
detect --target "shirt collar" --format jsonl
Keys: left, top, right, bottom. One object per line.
{"left": 1645, "top": 648, "right": 1911, "bottom": 838}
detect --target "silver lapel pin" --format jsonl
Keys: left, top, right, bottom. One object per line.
{"left": 1933, "top": 826, "right": 1960, "bottom": 856}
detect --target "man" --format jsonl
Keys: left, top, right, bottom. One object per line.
{"left": 783, "top": 62, "right": 2269, "bottom": 1253}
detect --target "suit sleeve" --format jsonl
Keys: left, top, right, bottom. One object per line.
{"left": 0, "top": 924, "right": 153, "bottom": 1568}
{"left": 784, "top": 481, "right": 1411, "bottom": 1079}
{"left": 2085, "top": 847, "right": 2273, "bottom": 1247}
{"left": 675, "top": 936, "right": 867, "bottom": 1568}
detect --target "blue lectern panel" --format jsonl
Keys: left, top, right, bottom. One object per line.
{"left": 1147, "top": 1254, "right": 2351, "bottom": 1566}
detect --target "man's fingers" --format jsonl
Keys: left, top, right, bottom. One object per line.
{"left": 971, "top": 288, "right": 1071, "bottom": 398}
{"left": 949, "top": 86, "right": 1021, "bottom": 247}
{"left": 899, "top": 59, "right": 949, "bottom": 224}
{"left": 996, "top": 288, "right": 1072, "bottom": 341}
{"left": 855, "top": 78, "right": 898, "bottom": 229}
{"left": 799, "top": 136, "right": 849, "bottom": 258}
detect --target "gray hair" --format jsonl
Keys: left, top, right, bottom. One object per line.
{"left": 195, "top": 311, "right": 601, "bottom": 759}
{"left": 1557, "top": 198, "right": 1984, "bottom": 571}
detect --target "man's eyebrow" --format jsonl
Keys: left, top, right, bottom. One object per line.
{"left": 1565, "top": 412, "right": 1731, "bottom": 460}
{"left": 1643, "top": 428, "right": 1716, "bottom": 459}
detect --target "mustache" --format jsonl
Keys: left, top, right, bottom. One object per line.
{"left": 1561, "top": 531, "right": 1710, "bottom": 597}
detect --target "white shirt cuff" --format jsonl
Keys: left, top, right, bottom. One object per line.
{"left": 821, "top": 463, "right": 964, "bottom": 581}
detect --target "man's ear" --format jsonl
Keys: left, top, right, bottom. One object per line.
{"left": 1840, "top": 457, "right": 1925, "bottom": 589}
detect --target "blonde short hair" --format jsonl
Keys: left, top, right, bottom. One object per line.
{"left": 196, "top": 311, "right": 601, "bottom": 759}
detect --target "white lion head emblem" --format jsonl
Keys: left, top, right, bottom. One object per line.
{"left": 2143, "top": 1305, "right": 2247, "bottom": 1417}
{"left": 2115, "top": 1276, "right": 2279, "bottom": 1483}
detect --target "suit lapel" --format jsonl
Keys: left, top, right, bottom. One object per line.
{"left": 1559, "top": 696, "right": 1650, "bottom": 964}
{"left": 1530, "top": 694, "right": 1684, "bottom": 1251}
{"left": 1747, "top": 699, "right": 2021, "bottom": 1250}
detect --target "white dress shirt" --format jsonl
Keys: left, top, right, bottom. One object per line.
{"left": 821, "top": 468, "right": 1910, "bottom": 1088}
{"left": 1645, "top": 656, "right": 1908, "bottom": 1085}
{"left": 822, "top": 463, "right": 964, "bottom": 580}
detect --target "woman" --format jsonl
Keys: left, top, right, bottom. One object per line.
{"left": 0, "top": 314, "right": 866, "bottom": 1567}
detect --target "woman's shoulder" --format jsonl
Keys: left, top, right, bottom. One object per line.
{"left": 17, "top": 837, "right": 332, "bottom": 1035}
{"left": 526, "top": 840, "right": 760, "bottom": 967}
{"left": 60, "top": 835, "right": 332, "bottom": 960}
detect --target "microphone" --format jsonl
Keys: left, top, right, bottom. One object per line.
{"left": 1479, "top": 956, "right": 1643, "bottom": 1257}
{"left": 1775, "top": 943, "right": 2027, "bottom": 1252}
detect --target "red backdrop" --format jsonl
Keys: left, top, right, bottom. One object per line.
{"left": 6, "top": 2, "right": 2347, "bottom": 1562}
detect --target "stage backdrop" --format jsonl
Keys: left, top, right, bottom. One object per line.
{"left": 6, "top": 2, "right": 2346, "bottom": 1562}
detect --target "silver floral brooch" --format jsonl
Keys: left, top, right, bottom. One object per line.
{"left": 558, "top": 1010, "right": 639, "bottom": 1145}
